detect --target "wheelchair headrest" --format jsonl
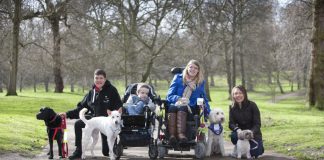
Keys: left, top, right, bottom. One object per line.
{"left": 171, "top": 67, "right": 185, "bottom": 75}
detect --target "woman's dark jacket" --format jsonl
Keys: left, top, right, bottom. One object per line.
{"left": 66, "top": 80, "right": 122, "bottom": 119}
{"left": 229, "top": 100, "right": 262, "bottom": 140}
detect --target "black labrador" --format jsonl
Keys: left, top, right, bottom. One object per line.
{"left": 36, "top": 107, "right": 63, "bottom": 159}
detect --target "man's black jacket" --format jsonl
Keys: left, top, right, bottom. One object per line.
{"left": 66, "top": 80, "right": 122, "bottom": 119}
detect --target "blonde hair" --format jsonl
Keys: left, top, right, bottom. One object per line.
{"left": 182, "top": 59, "right": 204, "bottom": 85}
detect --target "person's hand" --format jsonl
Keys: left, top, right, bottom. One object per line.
{"left": 176, "top": 97, "right": 189, "bottom": 106}
{"left": 59, "top": 112, "right": 67, "bottom": 117}
{"left": 140, "top": 96, "right": 149, "bottom": 104}
{"left": 181, "top": 97, "right": 189, "bottom": 104}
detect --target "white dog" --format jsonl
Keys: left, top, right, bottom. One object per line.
{"left": 79, "top": 108, "right": 122, "bottom": 160}
{"left": 236, "top": 130, "right": 254, "bottom": 159}
{"left": 205, "top": 108, "right": 226, "bottom": 157}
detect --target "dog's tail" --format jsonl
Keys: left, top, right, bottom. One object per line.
{"left": 79, "top": 108, "right": 88, "bottom": 124}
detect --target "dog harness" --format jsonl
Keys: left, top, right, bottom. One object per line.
{"left": 208, "top": 123, "right": 223, "bottom": 135}
{"left": 50, "top": 115, "right": 68, "bottom": 158}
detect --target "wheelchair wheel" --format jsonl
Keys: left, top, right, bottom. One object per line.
{"left": 158, "top": 146, "right": 167, "bottom": 158}
{"left": 114, "top": 140, "right": 123, "bottom": 159}
{"left": 148, "top": 144, "right": 158, "bottom": 159}
{"left": 194, "top": 142, "right": 205, "bottom": 159}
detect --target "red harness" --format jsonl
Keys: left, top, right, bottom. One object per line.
{"left": 51, "top": 115, "right": 68, "bottom": 158}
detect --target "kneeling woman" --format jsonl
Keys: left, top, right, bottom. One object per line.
{"left": 166, "top": 59, "right": 211, "bottom": 144}
{"left": 229, "top": 85, "right": 264, "bottom": 158}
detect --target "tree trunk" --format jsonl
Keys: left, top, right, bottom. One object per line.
{"left": 297, "top": 74, "right": 301, "bottom": 90}
{"left": 224, "top": 41, "right": 232, "bottom": 96}
{"left": 239, "top": 46, "right": 245, "bottom": 88}
{"left": 246, "top": 76, "right": 254, "bottom": 91}
{"left": 203, "top": 62, "right": 211, "bottom": 101}
{"left": 231, "top": 32, "right": 237, "bottom": 88}
{"left": 231, "top": 2, "right": 237, "bottom": 88}
{"left": 71, "top": 83, "right": 74, "bottom": 92}
{"left": 310, "top": 0, "right": 324, "bottom": 110}
{"left": 303, "top": 63, "right": 308, "bottom": 88}
{"left": 33, "top": 75, "right": 37, "bottom": 93}
{"left": 7, "top": 0, "right": 21, "bottom": 96}
{"left": 0, "top": 73, "right": 3, "bottom": 92}
{"left": 141, "top": 58, "right": 154, "bottom": 82}
{"left": 238, "top": 4, "right": 245, "bottom": 88}
{"left": 210, "top": 74, "right": 215, "bottom": 87}
{"left": 44, "top": 77, "right": 49, "bottom": 92}
{"left": 19, "top": 73, "right": 23, "bottom": 92}
{"left": 50, "top": 18, "right": 64, "bottom": 93}
{"left": 276, "top": 71, "right": 284, "bottom": 94}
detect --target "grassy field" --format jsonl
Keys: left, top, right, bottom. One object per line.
{"left": 0, "top": 80, "right": 323, "bottom": 159}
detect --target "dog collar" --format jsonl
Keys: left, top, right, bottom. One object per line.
{"left": 208, "top": 123, "right": 223, "bottom": 135}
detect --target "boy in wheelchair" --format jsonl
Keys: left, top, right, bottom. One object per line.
{"left": 125, "top": 83, "right": 156, "bottom": 115}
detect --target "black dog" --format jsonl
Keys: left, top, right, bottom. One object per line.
{"left": 36, "top": 107, "right": 63, "bottom": 159}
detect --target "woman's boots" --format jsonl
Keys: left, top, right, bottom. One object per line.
{"left": 177, "top": 111, "right": 188, "bottom": 142}
{"left": 168, "top": 113, "right": 177, "bottom": 144}
{"left": 168, "top": 111, "right": 188, "bottom": 144}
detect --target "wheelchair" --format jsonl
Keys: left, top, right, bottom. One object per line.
{"left": 114, "top": 83, "right": 162, "bottom": 159}
{"left": 153, "top": 67, "right": 208, "bottom": 159}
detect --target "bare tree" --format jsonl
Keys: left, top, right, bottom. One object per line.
{"left": 37, "top": 0, "right": 70, "bottom": 93}
{"left": 309, "top": 0, "right": 324, "bottom": 110}
{"left": 0, "top": 0, "right": 40, "bottom": 95}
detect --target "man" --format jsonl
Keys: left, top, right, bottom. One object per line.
{"left": 60, "top": 69, "right": 122, "bottom": 159}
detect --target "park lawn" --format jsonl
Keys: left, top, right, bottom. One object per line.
{"left": 0, "top": 84, "right": 323, "bottom": 159}
{"left": 0, "top": 91, "right": 82, "bottom": 155}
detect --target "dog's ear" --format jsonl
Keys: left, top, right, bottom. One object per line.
{"left": 107, "top": 110, "right": 112, "bottom": 115}
{"left": 118, "top": 107, "right": 123, "bottom": 114}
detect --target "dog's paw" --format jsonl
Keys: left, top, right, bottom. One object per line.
{"left": 230, "top": 152, "right": 237, "bottom": 158}
{"left": 48, "top": 155, "right": 53, "bottom": 159}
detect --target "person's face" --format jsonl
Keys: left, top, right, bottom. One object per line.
{"left": 138, "top": 88, "right": 149, "bottom": 99}
{"left": 232, "top": 88, "right": 244, "bottom": 103}
{"left": 94, "top": 74, "right": 106, "bottom": 89}
{"left": 187, "top": 63, "right": 199, "bottom": 78}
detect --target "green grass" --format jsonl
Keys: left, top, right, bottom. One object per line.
{"left": 0, "top": 82, "right": 323, "bottom": 159}
{"left": 0, "top": 91, "right": 82, "bottom": 155}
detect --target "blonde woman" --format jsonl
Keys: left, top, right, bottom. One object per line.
{"left": 166, "top": 59, "right": 211, "bottom": 144}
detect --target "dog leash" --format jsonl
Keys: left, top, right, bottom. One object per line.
{"left": 61, "top": 115, "right": 68, "bottom": 158}
{"left": 51, "top": 115, "right": 68, "bottom": 158}
{"left": 250, "top": 139, "right": 259, "bottom": 150}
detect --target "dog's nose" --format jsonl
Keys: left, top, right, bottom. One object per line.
{"left": 115, "top": 121, "right": 118, "bottom": 124}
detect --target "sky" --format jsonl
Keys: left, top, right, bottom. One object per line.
{"left": 278, "top": 0, "right": 293, "bottom": 7}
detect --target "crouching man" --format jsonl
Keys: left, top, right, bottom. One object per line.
{"left": 60, "top": 69, "right": 122, "bottom": 159}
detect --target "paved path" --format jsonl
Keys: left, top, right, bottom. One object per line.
{"left": 0, "top": 119, "right": 296, "bottom": 160}
{"left": 31, "top": 119, "right": 295, "bottom": 160}
{"left": 268, "top": 89, "right": 306, "bottom": 103}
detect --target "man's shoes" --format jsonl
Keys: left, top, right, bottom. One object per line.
{"left": 68, "top": 148, "right": 81, "bottom": 159}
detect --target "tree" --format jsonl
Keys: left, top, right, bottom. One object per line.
{"left": 309, "top": 0, "right": 324, "bottom": 110}
{"left": 38, "top": 0, "right": 70, "bottom": 93}
{"left": 110, "top": 0, "right": 204, "bottom": 84}
{"left": 1, "top": 0, "right": 40, "bottom": 95}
